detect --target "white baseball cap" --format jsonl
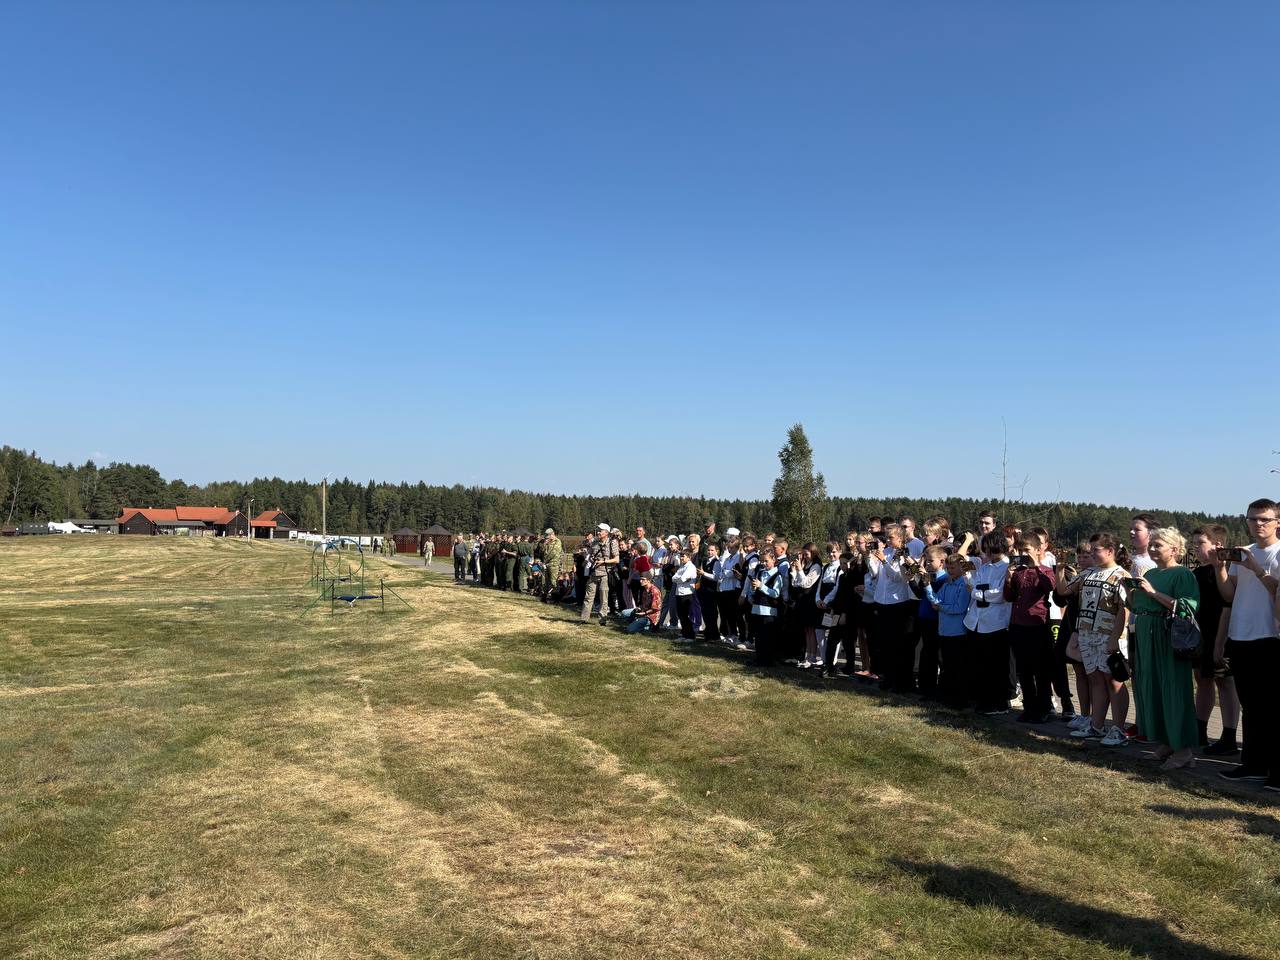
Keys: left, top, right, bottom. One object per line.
{"left": 726, "top": 527, "right": 741, "bottom": 537}
{"left": 598, "top": 522, "right": 611, "bottom": 532}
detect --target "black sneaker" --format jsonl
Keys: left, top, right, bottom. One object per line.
{"left": 1219, "top": 765, "right": 1267, "bottom": 782}
{"left": 1203, "top": 738, "right": 1240, "bottom": 757}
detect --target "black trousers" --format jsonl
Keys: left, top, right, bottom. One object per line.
{"left": 971, "top": 628, "right": 1011, "bottom": 712}
{"left": 879, "top": 601, "right": 917, "bottom": 692}
{"left": 822, "top": 619, "right": 846, "bottom": 673}
{"left": 453, "top": 556, "right": 467, "bottom": 581}
{"left": 1009, "top": 622, "right": 1055, "bottom": 717}
{"left": 719, "top": 590, "right": 745, "bottom": 640}
{"left": 700, "top": 589, "right": 720, "bottom": 642}
{"left": 608, "top": 570, "right": 624, "bottom": 612}
{"left": 1225, "top": 637, "right": 1280, "bottom": 775}
{"left": 863, "top": 603, "right": 881, "bottom": 676}
{"left": 751, "top": 613, "right": 779, "bottom": 664}
{"left": 938, "top": 633, "right": 967, "bottom": 706}
{"left": 917, "top": 617, "right": 941, "bottom": 696}
{"left": 676, "top": 594, "right": 696, "bottom": 639}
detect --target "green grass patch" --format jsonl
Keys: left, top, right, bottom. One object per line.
{"left": 1, "top": 536, "right": 1277, "bottom": 959}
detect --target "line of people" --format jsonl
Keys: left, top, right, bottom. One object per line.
{"left": 450, "top": 500, "right": 1280, "bottom": 792}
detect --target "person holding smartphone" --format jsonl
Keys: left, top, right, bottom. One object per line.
{"left": 747, "top": 550, "right": 788, "bottom": 666}
{"left": 1058, "top": 533, "right": 1132, "bottom": 746}
{"left": 1214, "top": 498, "right": 1280, "bottom": 789}
{"left": 871, "top": 524, "right": 918, "bottom": 692}
{"left": 963, "top": 531, "right": 1013, "bottom": 714}
{"left": 1190, "top": 525, "right": 1239, "bottom": 754}
{"left": 1056, "top": 542, "right": 1095, "bottom": 730}
{"left": 1004, "top": 533, "right": 1057, "bottom": 723}
{"left": 1128, "top": 527, "right": 1200, "bottom": 770}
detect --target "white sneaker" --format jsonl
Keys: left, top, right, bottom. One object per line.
{"left": 1100, "top": 726, "right": 1130, "bottom": 747}
{"left": 1070, "top": 725, "right": 1104, "bottom": 740}
{"left": 1068, "top": 714, "right": 1092, "bottom": 731}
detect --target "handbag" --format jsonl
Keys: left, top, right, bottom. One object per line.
{"left": 1168, "top": 597, "right": 1202, "bottom": 661}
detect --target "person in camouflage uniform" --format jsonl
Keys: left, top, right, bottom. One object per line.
{"left": 540, "top": 528, "right": 563, "bottom": 601}
{"left": 515, "top": 534, "right": 535, "bottom": 593}
{"left": 498, "top": 534, "right": 518, "bottom": 591}
{"left": 483, "top": 535, "right": 500, "bottom": 587}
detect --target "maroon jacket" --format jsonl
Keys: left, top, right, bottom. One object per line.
{"left": 1003, "top": 564, "right": 1056, "bottom": 626}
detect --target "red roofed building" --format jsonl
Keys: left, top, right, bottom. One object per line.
{"left": 251, "top": 509, "right": 296, "bottom": 540}
{"left": 118, "top": 506, "right": 249, "bottom": 537}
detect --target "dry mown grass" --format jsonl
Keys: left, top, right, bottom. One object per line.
{"left": 2, "top": 536, "right": 1279, "bottom": 959}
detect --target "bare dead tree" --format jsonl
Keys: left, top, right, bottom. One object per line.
{"left": 995, "top": 419, "right": 1031, "bottom": 509}
{"left": 5, "top": 469, "right": 21, "bottom": 525}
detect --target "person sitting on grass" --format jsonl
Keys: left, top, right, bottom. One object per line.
{"left": 626, "top": 572, "right": 663, "bottom": 634}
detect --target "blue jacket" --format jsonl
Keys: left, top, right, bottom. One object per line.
{"left": 934, "top": 577, "right": 970, "bottom": 637}
{"left": 918, "top": 570, "right": 946, "bottom": 621}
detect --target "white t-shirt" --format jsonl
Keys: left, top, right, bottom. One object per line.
{"left": 1227, "top": 542, "right": 1280, "bottom": 642}
{"left": 1131, "top": 553, "right": 1156, "bottom": 578}
{"left": 1074, "top": 566, "right": 1129, "bottom": 642}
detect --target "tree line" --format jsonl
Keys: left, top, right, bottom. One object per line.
{"left": 0, "top": 440, "right": 1248, "bottom": 548}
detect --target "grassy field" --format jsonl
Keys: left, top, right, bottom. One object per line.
{"left": 2, "top": 536, "right": 1278, "bottom": 959}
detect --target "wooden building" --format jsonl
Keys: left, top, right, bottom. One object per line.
{"left": 392, "top": 527, "right": 420, "bottom": 554}
{"left": 421, "top": 524, "right": 453, "bottom": 558}
{"left": 118, "top": 506, "right": 249, "bottom": 537}
{"left": 252, "top": 509, "right": 297, "bottom": 540}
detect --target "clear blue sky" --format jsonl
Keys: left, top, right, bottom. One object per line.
{"left": 2, "top": 2, "right": 1276, "bottom": 514}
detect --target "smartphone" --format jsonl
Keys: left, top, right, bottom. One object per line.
{"left": 1123, "top": 577, "right": 1144, "bottom": 591}
{"left": 1013, "top": 555, "right": 1033, "bottom": 569}
{"left": 1216, "top": 547, "right": 1246, "bottom": 563}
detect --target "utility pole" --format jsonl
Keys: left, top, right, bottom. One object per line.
{"left": 321, "top": 478, "right": 327, "bottom": 537}
{"left": 248, "top": 497, "right": 254, "bottom": 542}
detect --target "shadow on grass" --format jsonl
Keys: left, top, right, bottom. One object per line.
{"left": 891, "top": 858, "right": 1253, "bottom": 960}
{"left": 1147, "top": 803, "right": 1280, "bottom": 842}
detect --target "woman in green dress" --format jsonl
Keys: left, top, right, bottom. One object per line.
{"left": 1130, "top": 527, "right": 1200, "bottom": 770}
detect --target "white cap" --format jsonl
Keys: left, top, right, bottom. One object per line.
{"left": 598, "top": 522, "right": 611, "bottom": 532}
{"left": 726, "top": 527, "right": 740, "bottom": 537}
{"left": 544, "top": 528, "right": 554, "bottom": 535}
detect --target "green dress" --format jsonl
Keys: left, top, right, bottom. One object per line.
{"left": 1132, "top": 566, "right": 1199, "bottom": 751}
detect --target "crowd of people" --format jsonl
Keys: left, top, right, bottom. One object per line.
{"left": 443, "top": 499, "right": 1280, "bottom": 792}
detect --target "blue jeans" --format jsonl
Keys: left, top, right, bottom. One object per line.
{"left": 626, "top": 617, "right": 654, "bottom": 634}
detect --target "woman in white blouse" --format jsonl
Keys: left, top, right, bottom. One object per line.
{"left": 671, "top": 548, "right": 700, "bottom": 641}
{"left": 815, "top": 540, "right": 845, "bottom": 675}
{"left": 791, "top": 543, "right": 823, "bottom": 667}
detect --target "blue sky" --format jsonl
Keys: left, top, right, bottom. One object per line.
{"left": 2, "top": 2, "right": 1276, "bottom": 514}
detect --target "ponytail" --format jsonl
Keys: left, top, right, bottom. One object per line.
{"left": 1089, "top": 532, "right": 1130, "bottom": 569}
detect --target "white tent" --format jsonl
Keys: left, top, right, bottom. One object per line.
{"left": 49, "top": 521, "right": 93, "bottom": 534}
